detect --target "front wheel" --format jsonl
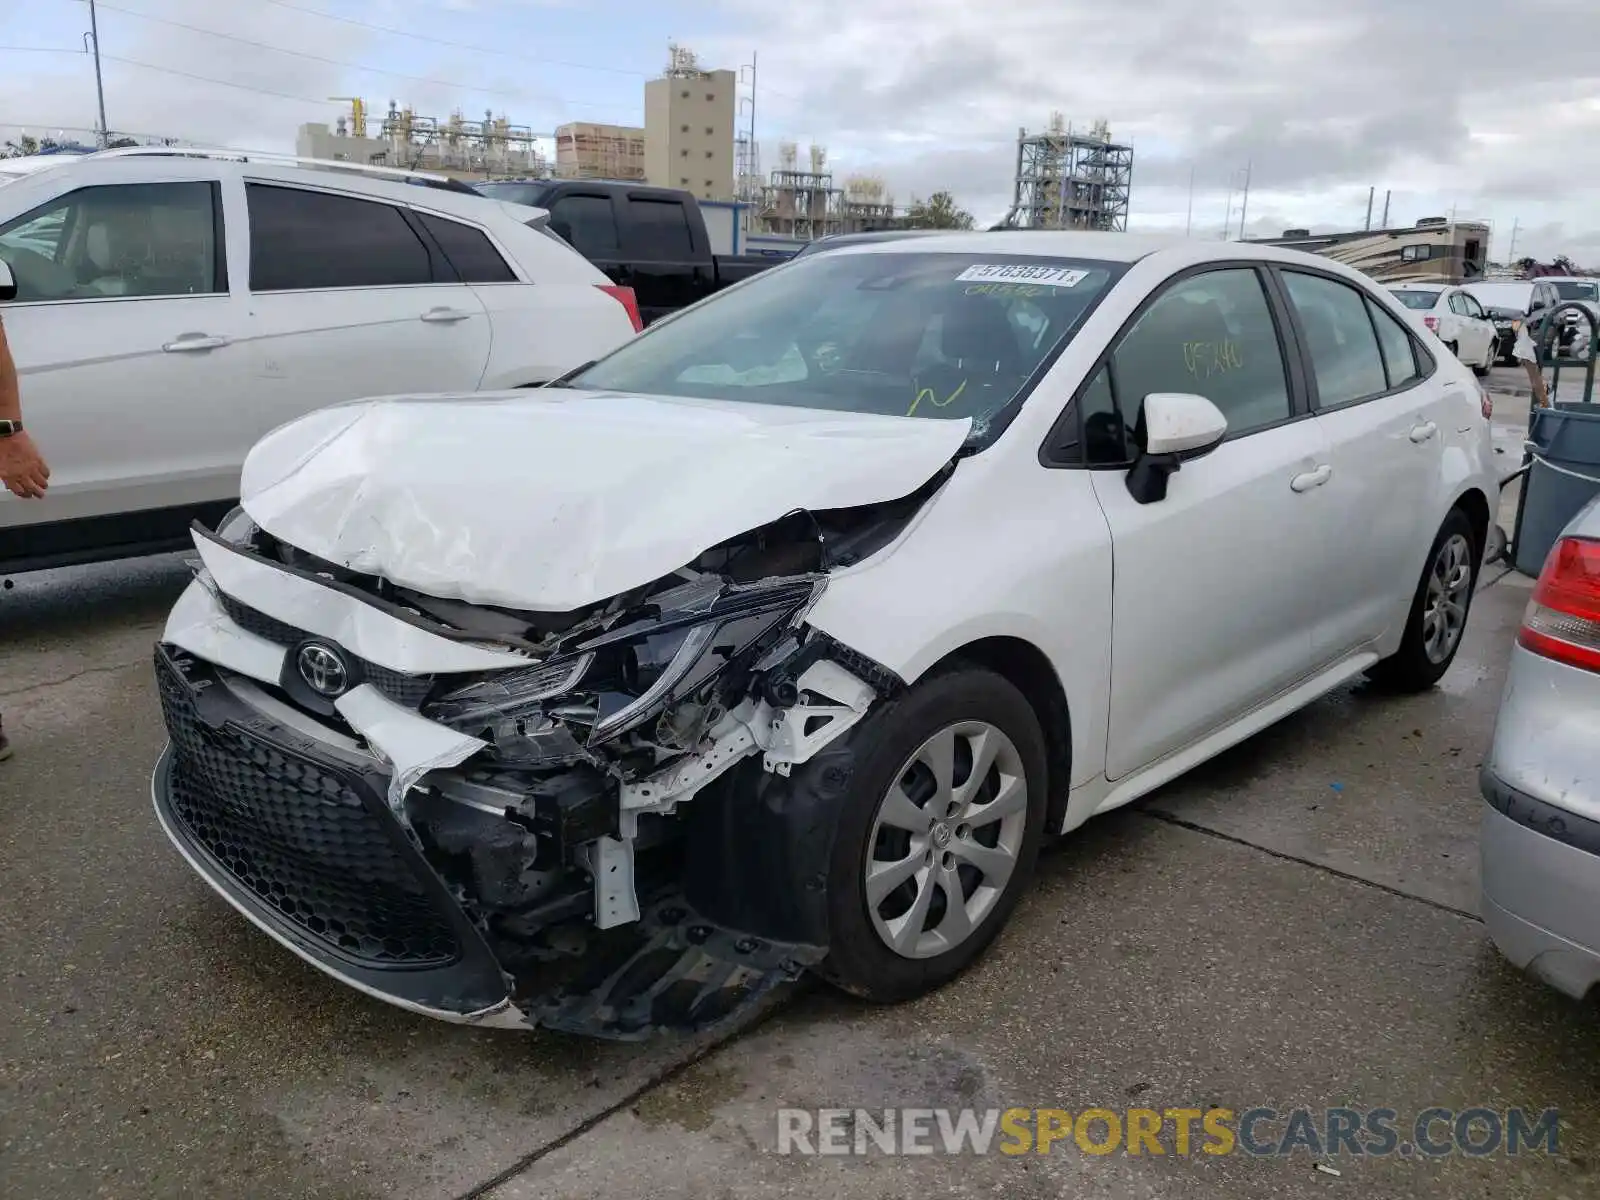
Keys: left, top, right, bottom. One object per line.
{"left": 817, "top": 666, "right": 1049, "bottom": 1002}
{"left": 1366, "top": 508, "right": 1480, "bottom": 692}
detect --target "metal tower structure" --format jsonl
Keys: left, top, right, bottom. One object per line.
{"left": 998, "top": 114, "right": 1133, "bottom": 232}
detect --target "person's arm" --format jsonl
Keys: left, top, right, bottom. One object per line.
{"left": 0, "top": 314, "right": 51, "bottom": 498}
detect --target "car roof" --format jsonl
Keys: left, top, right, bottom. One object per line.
{"left": 832, "top": 230, "right": 1190, "bottom": 263}
{"left": 823, "top": 230, "right": 1412, "bottom": 283}
{"left": 0, "top": 155, "right": 71, "bottom": 182}
{"left": 0, "top": 149, "right": 529, "bottom": 226}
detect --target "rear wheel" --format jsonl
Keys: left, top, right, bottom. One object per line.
{"left": 1366, "top": 508, "right": 1480, "bottom": 692}
{"left": 817, "top": 666, "right": 1049, "bottom": 1002}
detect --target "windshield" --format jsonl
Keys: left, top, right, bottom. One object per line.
{"left": 1553, "top": 281, "right": 1598, "bottom": 301}
{"left": 473, "top": 181, "right": 552, "bottom": 208}
{"left": 566, "top": 250, "right": 1123, "bottom": 447}
{"left": 1390, "top": 289, "right": 1441, "bottom": 310}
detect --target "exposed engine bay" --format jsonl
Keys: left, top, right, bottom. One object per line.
{"left": 153, "top": 469, "right": 949, "bottom": 1039}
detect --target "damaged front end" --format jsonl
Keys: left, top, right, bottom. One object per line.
{"left": 151, "top": 485, "right": 933, "bottom": 1039}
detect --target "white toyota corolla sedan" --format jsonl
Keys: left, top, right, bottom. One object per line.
{"left": 150, "top": 233, "right": 1501, "bottom": 1038}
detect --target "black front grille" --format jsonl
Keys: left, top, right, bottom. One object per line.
{"left": 156, "top": 651, "right": 460, "bottom": 968}
{"left": 217, "top": 591, "right": 436, "bottom": 708}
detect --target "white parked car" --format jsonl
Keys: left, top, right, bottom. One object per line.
{"left": 150, "top": 233, "right": 1501, "bottom": 1038}
{"left": 1388, "top": 283, "right": 1496, "bottom": 373}
{"left": 0, "top": 149, "right": 640, "bottom": 574}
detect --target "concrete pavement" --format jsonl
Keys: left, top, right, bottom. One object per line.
{"left": 0, "top": 545, "right": 1593, "bottom": 1198}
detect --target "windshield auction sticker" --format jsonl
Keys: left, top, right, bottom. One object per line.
{"left": 955, "top": 264, "right": 1089, "bottom": 287}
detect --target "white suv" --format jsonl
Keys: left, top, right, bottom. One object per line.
{"left": 0, "top": 149, "right": 640, "bottom": 573}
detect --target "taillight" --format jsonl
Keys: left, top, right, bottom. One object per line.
{"left": 1518, "top": 536, "right": 1600, "bottom": 672}
{"left": 1423, "top": 315, "right": 1439, "bottom": 332}
{"left": 597, "top": 284, "right": 643, "bottom": 333}
{"left": 1479, "top": 385, "right": 1493, "bottom": 419}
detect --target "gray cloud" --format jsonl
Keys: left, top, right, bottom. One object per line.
{"left": 702, "top": 0, "right": 1600, "bottom": 260}
{"left": 5, "top": 0, "right": 1600, "bottom": 261}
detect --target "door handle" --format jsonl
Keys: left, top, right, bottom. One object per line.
{"left": 162, "top": 333, "right": 229, "bottom": 352}
{"left": 1409, "top": 421, "right": 1438, "bottom": 443}
{"left": 420, "top": 307, "right": 472, "bottom": 323}
{"left": 1290, "top": 464, "right": 1332, "bottom": 493}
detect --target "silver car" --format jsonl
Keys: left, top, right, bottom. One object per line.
{"left": 1480, "top": 494, "right": 1600, "bottom": 998}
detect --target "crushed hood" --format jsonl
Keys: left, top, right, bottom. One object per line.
{"left": 239, "top": 390, "right": 970, "bottom": 612}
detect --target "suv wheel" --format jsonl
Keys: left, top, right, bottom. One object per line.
{"left": 817, "top": 666, "right": 1049, "bottom": 1002}
{"left": 1366, "top": 508, "right": 1480, "bottom": 692}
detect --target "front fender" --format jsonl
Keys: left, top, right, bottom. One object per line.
{"left": 805, "top": 457, "right": 1113, "bottom": 788}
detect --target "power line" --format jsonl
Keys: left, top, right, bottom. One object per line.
{"left": 257, "top": 0, "right": 650, "bottom": 79}
{"left": 101, "top": 52, "right": 338, "bottom": 104}
{"left": 91, "top": 2, "right": 583, "bottom": 103}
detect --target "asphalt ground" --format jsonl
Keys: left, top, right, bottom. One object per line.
{"left": 0, "top": 427, "right": 1594, "bottom": 1198}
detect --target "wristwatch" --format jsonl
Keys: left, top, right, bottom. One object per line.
{"left": 0, "top": 419, "right": 22, "bottom": 438}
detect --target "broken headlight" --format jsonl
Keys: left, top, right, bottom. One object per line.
{"left": 425, "top": 655, "right": 595, "bottom": 729}
{"left": 427, "top": 579, "right": 821, "bottom": 748}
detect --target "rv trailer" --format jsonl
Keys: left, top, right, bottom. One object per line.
{"left": 1243, "top": 217, "right": 1491, "bottom": 285}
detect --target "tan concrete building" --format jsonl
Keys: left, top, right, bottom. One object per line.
{"left": 644, "top": 55, "right": 736, "bottom": 201}
{"left": 554, "top": 123, "right": 646, "bottom": 181}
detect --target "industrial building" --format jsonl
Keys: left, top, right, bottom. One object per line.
{"left": 995, "top": 114, "right": 1133, "bottom": 232}
{"left": 644, "top": 45, "right": 737, "bottom": 202}
{"left": 290, "top": 51, "right": 1131, "bottom": 247}
{"left": 296, "top": 99, "right": 546, "bottom": 180}
{"left": 745, "top": 143, "right": 904, "bottom": 239}
{"left": 553, "top": 122, "right": 645, "bottom": 182}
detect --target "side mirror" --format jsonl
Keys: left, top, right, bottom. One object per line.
{"left": 1143, "top": 392, "right": 1229, "bottom": 456}
{"left": 0, "top": 259, "right": 15, "bottom": 303}
{"left": 1126, "top": 392, "right": 1229, "bottom": 505}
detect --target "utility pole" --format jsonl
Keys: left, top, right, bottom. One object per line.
{"left": 1364, "top": 186, "right": 1374, "bottom": 231}
{"left": 1381, "top": 189, "right": 1391, "bottom": 228}
{"left": 1221, "top": 175, "right": 1234, "bottom": 240}
{"left": 1237, "top": 161, "right": 1251, "bottom": 239}
{"left": 87, "top": 0, "right": 109, "bottom": 146}
{"left": 1185, "top": 164, "right": 1194, "bottom": 236}
{"left": 1507, "top": 217, "right": 1521, "bottom": 261}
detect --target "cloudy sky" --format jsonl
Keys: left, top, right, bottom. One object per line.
{"left": 4, "top": 0, "right": 1597, "bottom": 261}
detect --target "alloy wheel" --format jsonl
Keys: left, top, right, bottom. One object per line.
{"left": 1422, "top": 532, "right": 1473, "bottom": 663}
{"left": 863, "top": 721, "right": 1029, "bottom": 960}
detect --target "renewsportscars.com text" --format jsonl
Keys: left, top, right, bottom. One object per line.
{"left": 776, "top": 1106, "right": 1561, "bottom": 1158}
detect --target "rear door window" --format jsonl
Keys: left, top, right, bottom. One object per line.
{"left": 1367, "top": 298, "right": 1423, "bottom": 390}
{"left": 246, "top": 184, "right": 433, "bottom": 291}
{"left": 547, "top": 195, "right": 619, "bottom": 259}
{"left": 1282, "top": 271, "right": 1389, "bottom": 408}
{"left": 417, "top": 213, "right": 516, "bottom": 283}
{"left": 623, "top": 198, "right": 695, "bottom": 259}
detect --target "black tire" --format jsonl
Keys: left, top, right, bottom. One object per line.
{"left": 816, "top": 665, "right": 1049, "bottom": 1003}
{"left": 1471, "top": 361, "right": 1490, "bottom": 377}
{"left": 1366, "top": 507, "right": 1481, "bottom": 692}
{"left": 1445, "top": 340, "right": 1460, "bottom": 362}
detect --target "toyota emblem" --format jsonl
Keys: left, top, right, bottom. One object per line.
{"left": 296, "top": 642, "right": 350, "bottom": 698}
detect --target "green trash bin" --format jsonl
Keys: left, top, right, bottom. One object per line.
{"left": 1513, "top": 402, "right": 1600, "bottom": 576}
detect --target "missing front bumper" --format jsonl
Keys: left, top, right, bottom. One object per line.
{"left": 150, "top": 643, "right": 825, "bottom": 1038}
